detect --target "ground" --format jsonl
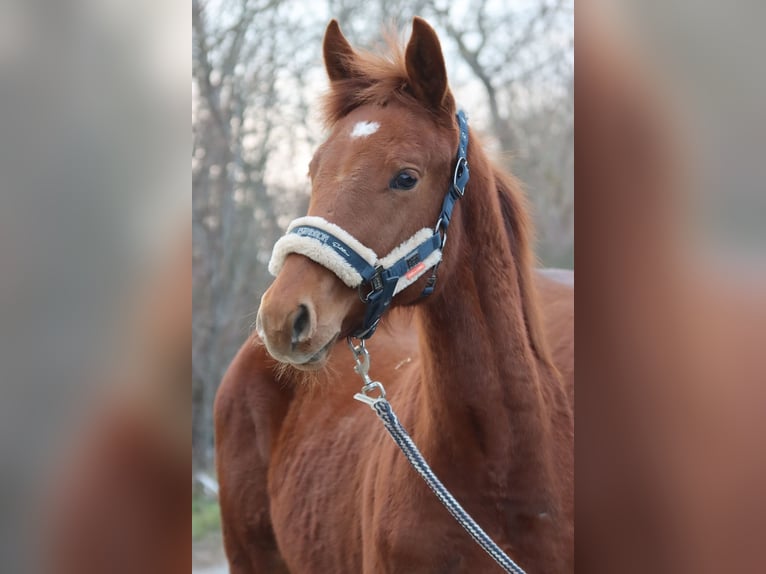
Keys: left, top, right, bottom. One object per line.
{"left": 192, "top": 493, "right": 228, "bottom": 573}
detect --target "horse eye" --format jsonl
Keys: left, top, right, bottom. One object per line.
{"left": 389, "top": 170, "right": 418, "bottom": 191}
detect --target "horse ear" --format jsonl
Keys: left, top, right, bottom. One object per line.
{"left": 405, "top": 17, "right": 450, "bottom": 111}
{"left": 323, "top": 20, "right": 356, "bottom": 82}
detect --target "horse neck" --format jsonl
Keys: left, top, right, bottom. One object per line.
{"left": 414, "top": 149, "right": 559, "bottom": 491}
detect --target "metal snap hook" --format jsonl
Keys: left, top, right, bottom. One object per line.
{"left": 348, "top": 338, "right": 387, "bottom": 407}
{"left": 347, "top": 337, "right": 371, "bottom": 382}
{"left": 353, "top": 380, "right": 387, "bottom": 408}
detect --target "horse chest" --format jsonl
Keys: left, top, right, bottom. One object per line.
{"left": 267, "top": 405, "right": 373, "bottom": 572}
{"left": 267, "top": 405, "right": 506, "bottom": 573}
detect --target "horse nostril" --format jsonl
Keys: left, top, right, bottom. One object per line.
{"left": 291, "top": 304, "right": 312, "bottom": 347}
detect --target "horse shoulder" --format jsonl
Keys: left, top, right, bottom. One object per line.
{"left": 214, "top": 335, "right": 292, "bottom": 573}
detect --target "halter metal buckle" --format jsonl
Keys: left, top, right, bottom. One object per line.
{"left": 358, "top": 265, "right": 385, "bottom": 303}
{"left": 452, "top": 156, "right": 468, "bottom": 197}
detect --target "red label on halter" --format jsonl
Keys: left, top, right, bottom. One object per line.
{"left": 404, "top": 262, "right": 426, "bottom": 280}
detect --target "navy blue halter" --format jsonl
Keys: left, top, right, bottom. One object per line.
{"left": 287, "top": 110, "right": 470, "bottom": 339}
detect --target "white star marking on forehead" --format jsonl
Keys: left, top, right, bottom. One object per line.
{"left": 350, "top": 121, "right": 380, "bottom": 138}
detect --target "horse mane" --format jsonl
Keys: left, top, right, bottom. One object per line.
{"left": 494, "top": 168, "right": 553, "bottom": 368}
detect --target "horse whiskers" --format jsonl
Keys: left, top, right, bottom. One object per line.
{"left": 272, "top": 357, "right": 338, "bottom": 389}
{"left": 251, "top": 333, "right": 341, "bottom": 388}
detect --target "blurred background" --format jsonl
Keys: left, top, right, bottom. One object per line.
{"left": 192, "top": 2, "right": 573, "bottom": 567}
{"left": 0, "top": 0, "right": 189, "bottom": 571}
{"left": 577, "top": 2, "right": 766, "bottom": 572}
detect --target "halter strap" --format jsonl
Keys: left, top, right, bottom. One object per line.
{"left": 438, "top": 110, "right": 470, "bottom": 231}
{"left": 268, "top": 110, "right": 470, "bottom": 339}
{"left": 421, "top": 110, "right": 470, "bottom": 297}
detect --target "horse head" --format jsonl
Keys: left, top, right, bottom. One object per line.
{"left": 257, "top": 18, "right": 466, "bottom": 369}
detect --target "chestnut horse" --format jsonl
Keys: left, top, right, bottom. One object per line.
{"left": 215, "top": 18, "right": 573, "bottom": 573}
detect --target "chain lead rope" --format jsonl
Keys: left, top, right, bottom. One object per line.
{"left": 348, "top": 339, "right": 528, "bottom": 574}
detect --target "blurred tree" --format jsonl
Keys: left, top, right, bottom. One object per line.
{"left": 427, "top": 0, "right": 574, "bottom": 265}
{"left": 192, "top": 0, "right": 313, "bottom": 469}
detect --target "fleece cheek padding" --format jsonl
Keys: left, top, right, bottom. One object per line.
{"left": 392, "top": 249, "right": 441, "bottom": 295}
{"left": 268, "top": 233, "right": 364, "bottom": 288}
{"left": 268, "top": 216, "right": 378, "bottom": 289}
{"left": 378, "top": 228, "right": 442, "bottom": 295}
{"left": 267, "top": 215, "right": 442, "bottom": 295}
{"left": 288, "top": 216, "right": 379, "bottom": 265}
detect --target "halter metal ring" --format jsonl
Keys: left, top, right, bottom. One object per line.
{"left": 358, "top": 282, "right": 373, "bottom": 303}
